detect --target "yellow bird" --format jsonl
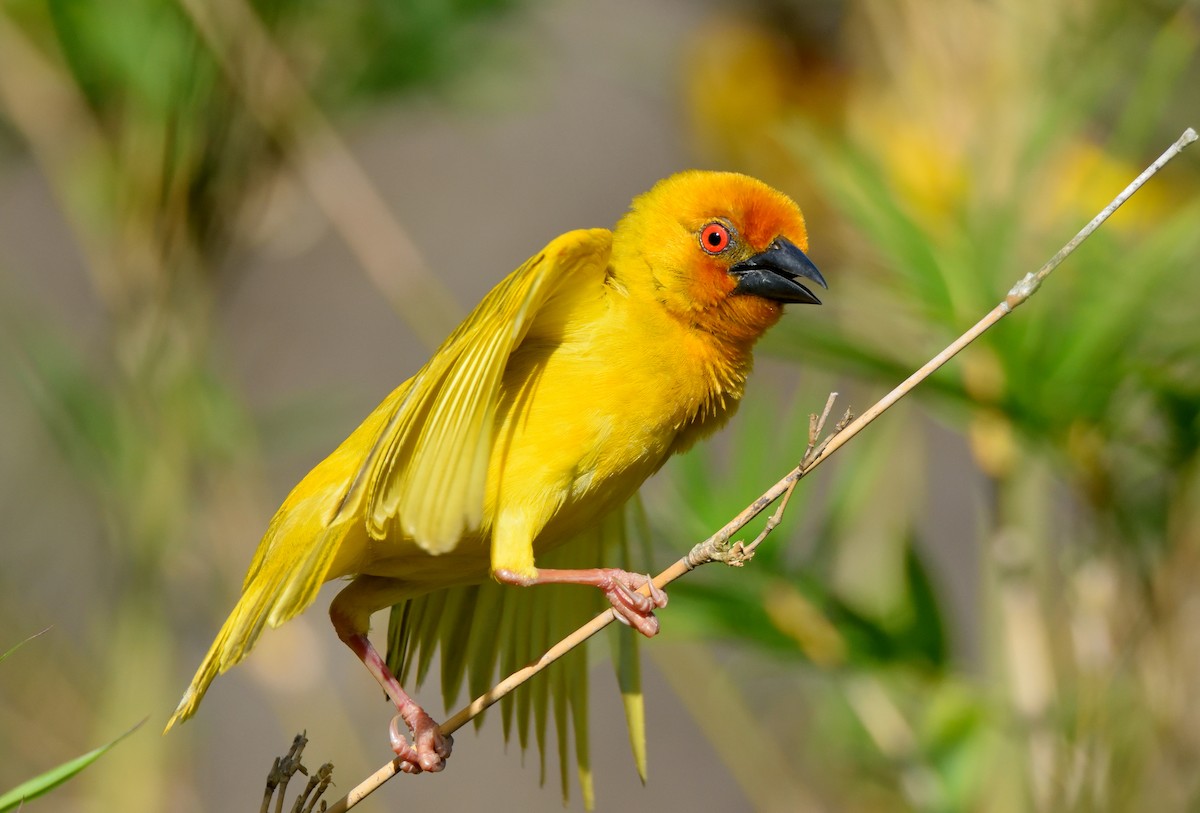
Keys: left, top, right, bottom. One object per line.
{"left": 167, "top": 170, "right": 825, "bottom": 786}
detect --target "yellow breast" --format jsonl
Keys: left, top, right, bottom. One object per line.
{"left": 482, "top": 270, "right": 753, "bottom": 573}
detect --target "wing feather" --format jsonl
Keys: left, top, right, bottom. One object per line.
{"left": 343, "top": 228, "right": 611, "bottom": 554}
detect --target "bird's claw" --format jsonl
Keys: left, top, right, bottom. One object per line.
{"left": 604, "top": 572, "right": 667, "bottom": 638}
{"left": 388, "top": 711, "right": 453, "bottom": 774}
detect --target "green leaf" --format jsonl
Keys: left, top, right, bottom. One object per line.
{"left": 0, "top": 719, "right": 145, "bottom": 811}
{"left": 893, "top": 539, "right": 948, "bottom": 667}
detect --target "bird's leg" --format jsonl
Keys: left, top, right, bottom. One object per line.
{"left": 494, "top": 568, "right": 668, "bottom": 637}
{"left": 329, "top": 577, "right": 453, "bottom": 774}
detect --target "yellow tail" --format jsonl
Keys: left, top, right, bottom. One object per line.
{"left": 165, "top": 499, "right": 352, "bottom": 732}
{"left": 164, "top": 579, "right": 272, "bottom": 731}
{"left": 383, "top": 505, "right": 646, "bottom": 810}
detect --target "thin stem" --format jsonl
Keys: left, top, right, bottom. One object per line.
{"left": 1004, "top": 127, "right": 1197, "bottom": 308}
{"left": 741, "top": 392, "right": 840, "bottom": 560}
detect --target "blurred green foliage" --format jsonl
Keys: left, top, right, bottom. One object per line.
{"left": 661, "top": 392, "right": 948, "bottom": 671}
{"left": 669, "top": 0, "right": 1200, "bottom": 810}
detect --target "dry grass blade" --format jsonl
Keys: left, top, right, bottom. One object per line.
{"left": 174, "top": 0, "right": 462, "bottom": 348}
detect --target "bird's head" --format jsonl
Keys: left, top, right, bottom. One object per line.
{"left": 612, "top": 170, "right": 826, "bottom": 344}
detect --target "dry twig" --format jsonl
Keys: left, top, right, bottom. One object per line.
{"left": 261, "top": 733, "right": 334, "bottom": 813}
{"left": 325, "top": 127, "right": 1197, "bottom": 812}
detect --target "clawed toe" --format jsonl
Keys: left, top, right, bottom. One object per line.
{"left": 613, "top": 579, "right": 652, "bottom": 614}
{"left": 646, "top": 574, "right": 668, "bottom": 608}
{"left": 390, "top": 712, "right": 453, "bottom": 774}
{"left": 603, "top": 572, "right": 667, "bottom": 638}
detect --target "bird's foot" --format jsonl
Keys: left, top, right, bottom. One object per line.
{"left": 330, "top": 594, "right": 453, "bottom": 774}
{"left": 599, "top": 570, "right": 668, "bottom": 637}
{"left": 496, "top": 566, "right": 669, "bottom": 637}
{"left": 388, "top": 708, "right": 453, "bottom": 774}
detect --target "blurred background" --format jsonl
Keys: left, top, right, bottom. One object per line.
{"left": 2, "top": 0, "right": 1199, "bottom": 810}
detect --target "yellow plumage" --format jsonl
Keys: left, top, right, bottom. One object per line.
{"left": 167, "top": 170, "right": 824, "bottom": 805}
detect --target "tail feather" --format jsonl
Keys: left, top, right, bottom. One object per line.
{"left": 383, "top": 504, "right": 644, "bottom": 810}
{"left": 165, "top": 516, "right": 350, "bottom": 733}
{"left": 164, "top": 582, "right": 270, "bottom": 732}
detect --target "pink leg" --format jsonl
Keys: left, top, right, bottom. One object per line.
{"left": 494, "top": 567, "right": 668, "bottom": 637}
{"left": 330, "top": 579, "right": 453, "bottom": 774}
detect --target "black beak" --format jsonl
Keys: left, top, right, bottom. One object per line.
{"left": 728, "top": 237, "right": 827, "bottom": 305}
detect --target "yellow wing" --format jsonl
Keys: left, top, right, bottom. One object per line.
{"left": 340, "top": 228, "right": 613, "bottom": 553}
{"left": 166, "top": 229, "right": 611, "bottom": 731}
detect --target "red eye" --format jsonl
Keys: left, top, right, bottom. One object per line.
{"left": 700, "top": 222, "right": 731, "bottom": 254}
